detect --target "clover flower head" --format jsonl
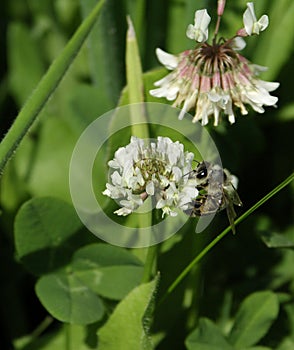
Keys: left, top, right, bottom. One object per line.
{"left": 103, "top": 136, "right": 198, "bottom": 217}
{"left": 150, "top": 1, "right": 279, "bottom": 126}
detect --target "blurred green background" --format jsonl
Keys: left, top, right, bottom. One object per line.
{"left": 0, "top": 0, "right": 293, "bottom": 349}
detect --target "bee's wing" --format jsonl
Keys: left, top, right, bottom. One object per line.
{"left": 223, "top": 191, "right": 237, "bottom": 234}
{"left": 225, "top": 183, "right": 242, "bottom": 206}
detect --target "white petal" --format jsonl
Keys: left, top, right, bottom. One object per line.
{"left": 178, "top": 92, "right": 197, "bottom": 120}
{"left": 146, "top": 181, "right": 155, "bottom": 195}
{"left": 111, "top": 171, "right": 122, "bottom": 186}
{"left": 228, "top": 113, "right": 236, "bottom": 124}
{"left": 247, "top": 101, "right": 265, "bottom": 113}
{"left": 186, "top": 24, "right": 197, "bottom": 40}
{"left": 194, "top": 9, "right": 211, "bottom": 36}
{"left": 186, "top": 9, "right": 211, "bottom": 42}
{"left": 252, "top": 64, "right": 268, "bottom": 74}
{"left": 243, "top": 2, "right": 268, "bottom": 35}
{"left": 231, "top": 37, "right": 246, "bottom": 51}
{"left": 153, "top": 74, "right": 174, "bottom": 87}
{"left": 258, "top": 15, "right": 269, "bottom": 31}
{"left": 172, "top": 166, "right": 182, "bottom": 181}
{"left": 156, "top": 48, "right": 178, "bottom": 70}
{"left": 150, "top": 86, "right": 179, "bottom": 101}
{"left": 257, "top": 80, "right": 279, "bottom": 92}
{"left": 243, "top": 3, "right": 255, "bottom": 35}
{"left": 156, "top": 198, "right": 166, "bottom": 209}
{"left": 247, "top": 89, "right": 278, "bottom": 105}
{"left": 114, "top": 208, "right": 132, "bottom": 216}
{"left": 213, "top": 106, "right": 220, "bottom": 126}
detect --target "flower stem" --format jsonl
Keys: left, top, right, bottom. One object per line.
{"left": 160, "top": 171, "right": 294, "bottom": 302}
{"left": 213, "top": 15, "right": 222, "bottom": 40}
{"left": 214, "top": 0, "right": 226, "bottom": 39}
{"left": 141, "top": 244, "right": 159, "bottom": 283}
{"left": 141, "top": 208, "right": 161, "bottom": 283}
{"left": 0, "top": 0, "right": 105, "bottom": 176}
{"left": 65, "top": 323, "right": 71, "bottom": 350}
{"left": 32, "top": 316, "right": 53, "bottom": 338}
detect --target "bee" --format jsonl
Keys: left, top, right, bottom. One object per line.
{"left": 185, "top": 161, "right": 242, "bottom": 233}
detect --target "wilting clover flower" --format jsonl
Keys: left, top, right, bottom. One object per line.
{"left": 103, "top": 136, "right": 198, "bottom": 217}
{"left": 150, "top": 1, "right": 279, "bottom": 126}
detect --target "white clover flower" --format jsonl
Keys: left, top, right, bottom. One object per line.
{"left": 103, "top": 136, "right": 198, "bottom": 217}
{"left": 186, "top": 9, "right": 211, "bottom": 43}
{"left": 243, "top": 2, "right": 269, "bottom": 36}
{"left": 150, "top": 2, "right": 278, "bottom": 126}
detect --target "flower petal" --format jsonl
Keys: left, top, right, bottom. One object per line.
{"left": 231, "top": 37, "right": 246, "bottom": 51}
{"left": 156, "top": 48, "right": 179, "bottom": 70}
{"left": 258, "top": 14, "right": 269, "bottom": 31}
{"left": 243, "top": 2, "right": 269, "bottom": 35}
{"left": 243, "top": 3, "right": 255, "bottom": 35}
{"left": 146, "top": 181, "right": 155, "bottom": 195}
{"left": 186, "top": 9, "right": 211, "bottom": 42}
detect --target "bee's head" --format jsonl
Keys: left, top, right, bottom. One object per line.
{"left": 195, "top": 161, "right": 211, "bottom": 180}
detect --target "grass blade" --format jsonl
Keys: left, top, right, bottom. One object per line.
{"left": 0, "top": 0, "right": 105, "bottom": 175}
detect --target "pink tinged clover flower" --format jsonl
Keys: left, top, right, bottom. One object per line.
{"left": 150, "top": 3, "right": 279, "bottom": 126}
{"left": 103, "top": 136, "right": 198, "bottom": 217}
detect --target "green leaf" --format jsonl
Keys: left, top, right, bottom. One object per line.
{"left": 14, "top": 323, "right": 98, "bottom": 350}
{"left": 34, "top": 243, "right": 145, "bottom": 325}
{"left": 277, "top": 338, "right": 294, "bottom": 350}
{"left": 126, "top": 16, "right": 144, "bottom": 105}
{"left": 67, "top": 83, "right": 112, "bottom": 132}
{"left": 97, "top": 276, "right": 159, "bottom": 350}
{"left": 185, "top": 318, "right": 234, "bottom": 350}
{"left": 26, "top": 117, "right": 77, "bottom": 201}
{"left": 72, "top": 243, "right": 144, "bottom": 300}
{"left": 259, "top": 231, "right": 294, "bottom": 249}
{"left": 125, "top": 16, "right": 149, "bottom": 139}
{"left": 80, "top": 0, "right": 124, "bottom": 105}
{"left": 228, "top": 291, "right": 279, "bottom": 348}
{"left": 14, "top": 197, "right": 83, "bottom": 275}
{"left": 239, "top": 347, "right": 272, "bottom": 350}
{"left": 35, "top": 272, "right": 104, "bottom": 325}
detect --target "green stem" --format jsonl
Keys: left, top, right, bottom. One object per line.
{"left": 0, "top": 0, "right": 105, "bottom": 175}
{"left": 31, "top": 316, "right": 53, "bottom": 339}
{"left": 141, "top": 244, "right": 158, "bottom": 283}
{"left": 141, "top": 207, "right": 161, "bottom": 283}
{"left": 160, "top": 171, "right": 294, "bottom": 302}
{"left": 65, "top": 323, "right": 71, "bottom": 350}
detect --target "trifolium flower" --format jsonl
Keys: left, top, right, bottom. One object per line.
{"left": 103, "top": 136, "right": 198, "bottom": 217}
{"left": 150, "top": 2, "right": 279, "bottom": 126}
